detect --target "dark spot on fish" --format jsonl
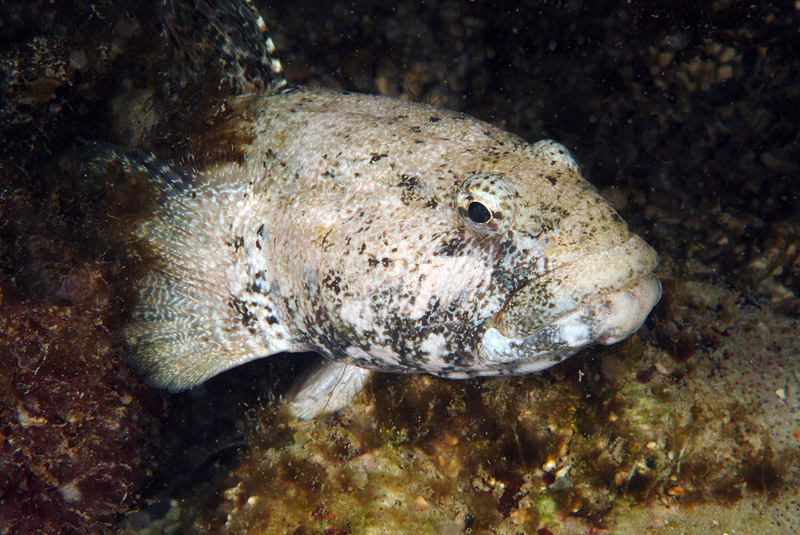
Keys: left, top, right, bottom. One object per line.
{"left": 397, "top": 174, "right": 420, "bottom": 190}
{"left": 248, "top": 271, "right": 271, "bottom": 296}
{"left": 323, "top": 271, "right": 342, "bottom": 295}
{"left": 387, "top": 114, "right": 408, "bottom": 124}
{"left": 742, "top": 448, "right": 783, "bottom": 497}
{"left": 321, "top": 228, "right": 335, "bottom": 251}
{"left": 435, "top": 236, "right": 464, "bottom": 257}
{"left": 229, "top": 297, "right": 256, "bottom": 332}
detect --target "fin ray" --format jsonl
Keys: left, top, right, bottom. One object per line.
{"left": 162, "top": 0, "right": 288, "bottom": 97}
{"left": 286, "top": 361, "right": 374, "bottom": 420}
{"left": 82, "top": 142, "right": 278, "bottom": 390}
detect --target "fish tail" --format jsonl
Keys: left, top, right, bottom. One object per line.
{"left": 79, "top": 142, "right": 273, "bottom": 391}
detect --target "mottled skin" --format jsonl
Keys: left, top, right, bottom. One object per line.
{"left": 125, "top": 86, "right": 660, "bottom": 417}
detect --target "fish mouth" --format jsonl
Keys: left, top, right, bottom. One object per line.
{"left": 476, "top": 235, "right": 661, "bottom": 373}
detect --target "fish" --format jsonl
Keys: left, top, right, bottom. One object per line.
{"left": 91, "top": 0, "right": 661, "bottom": 419}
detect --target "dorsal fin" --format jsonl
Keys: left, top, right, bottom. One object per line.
{"left": 162, "top": 0, "right": 288, "bottom": 97}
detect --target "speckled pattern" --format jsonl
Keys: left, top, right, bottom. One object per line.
{"left": 121, "top": 84, "right": 659, "bottom": 406}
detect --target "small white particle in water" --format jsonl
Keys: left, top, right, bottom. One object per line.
{"left": 59, "top": 481, "right": 82, "bottom": 503}
{"left": 776, "top": 388, "right": 786, "bottom": 400}
{"left": 69, "top": 49, "right": 88, "bottom": 70}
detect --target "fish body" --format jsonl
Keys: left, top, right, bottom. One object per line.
{"left": 105, "top": 1, "right": 661, "bottom": 418}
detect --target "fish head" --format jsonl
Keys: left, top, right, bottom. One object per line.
{"left": 462, "top": 140, "right": 662, "bottom": 376}
{"left": 272, "top": 91, "right": 660, "bottom": 378}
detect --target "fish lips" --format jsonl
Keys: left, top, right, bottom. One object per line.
{"left": 477, "top": 235, "right": 661, "bottom": 373}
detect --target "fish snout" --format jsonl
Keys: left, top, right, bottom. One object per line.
{"left": 478, "top": 235, "right": 661, "bottom": 372}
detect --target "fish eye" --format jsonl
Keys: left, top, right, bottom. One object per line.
{"left": 455, "top": 174, "right": 516, "bottom": 235}
{"left": 467, "top": 201, "right": 492, "bottom": 224}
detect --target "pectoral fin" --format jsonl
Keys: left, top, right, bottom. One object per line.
{"left": 286, "top": 360, "right": 374, "bottom": 420}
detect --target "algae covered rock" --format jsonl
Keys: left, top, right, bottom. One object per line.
{"left": 0, "top": 199, "right": 163, "bottom": 534}
{"left": 1, "top": 2, "right": 168, "bottom": 532}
